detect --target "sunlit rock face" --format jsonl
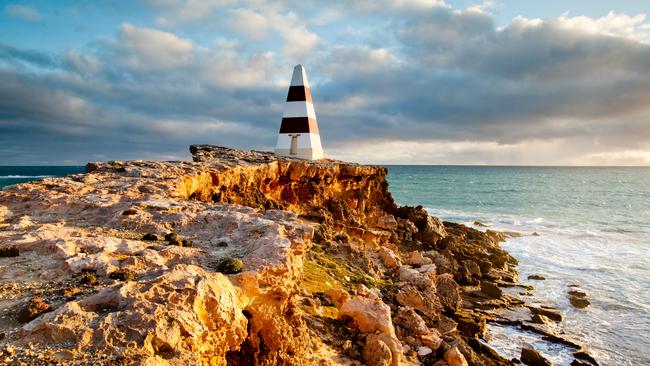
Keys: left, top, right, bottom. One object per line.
{"left": 0, "top": 145, "right": 532, "bottom": 365}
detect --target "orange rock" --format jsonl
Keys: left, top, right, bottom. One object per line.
{"left": 324, "top": 288, "right": 351, "bottom": 309}
{"left": 445, "top": 346, "right": 469, "bottom": 366}
{"left": 339, "top": 292, "right": 395, "bottom": 335}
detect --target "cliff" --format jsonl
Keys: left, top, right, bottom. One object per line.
{"left": 0, "top": 146, "right": 563, "bottom": 365}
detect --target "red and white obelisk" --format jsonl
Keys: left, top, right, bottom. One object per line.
{"left": 274, "top": 64, "right": 324, "bottom": 160}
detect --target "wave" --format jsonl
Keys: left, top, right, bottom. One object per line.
{"left": 0, "top": 175, "right": 53, "bottom": 178}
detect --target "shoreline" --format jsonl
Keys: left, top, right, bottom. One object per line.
{"left": 0, "top": 145, "right": 598, "bottom": 365}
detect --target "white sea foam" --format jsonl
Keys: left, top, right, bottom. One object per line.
{"left": 431, "top": 208, "right": 650, "bottom": 366}
{"left": 0, "top": 175, "right": 53, "bottom": 178}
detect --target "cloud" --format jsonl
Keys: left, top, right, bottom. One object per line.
{"left": 1, "top": 3, "right": 650, "bottom": 165}
{"left": 113, "top": 23, "right": 194, "bottom": 70}
{"left": 4, "top": 4, "right": 42, "bottom": 21}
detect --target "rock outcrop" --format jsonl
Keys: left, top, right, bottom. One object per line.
{"left": 0, "top": 145, "right": 565, "bottom": 365}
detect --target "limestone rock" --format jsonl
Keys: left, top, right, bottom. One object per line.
{"left": 394, "top": 307, "right": 429, "bottom": 335}
{"left": 364, "top": 333, "right": 402, "bottom": 366}
{"left": 396, "top": 285, "right": 443, "bottom": 319}
{"left": 521, "top": 345, "right": 553, "bottom": 366}
{"left": 339, "top": 291, "right": 395, "bottom": 335}
{"left": 324, "top": 288, "right": 350, "bottom": 309}
{"left": 436, "top": 274, "right": 463, "bottom": 312}
{"left": 445, "top": 346, "right": 469, "bottom": 366}
{"left": 480, "top": 280, "right": 503, "bottom": 298}
{"left": 364, "top": 334, "right": 393, "bottom": 366}
{"left": 379, "top": 248, "right": 401, "bottom": 269}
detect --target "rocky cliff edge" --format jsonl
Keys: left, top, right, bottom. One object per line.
{"left": 0, "top": 145, "right": 529, "bottom": 365}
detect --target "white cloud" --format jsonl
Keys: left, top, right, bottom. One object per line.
{"left": 4, "top": 4, "right": 42, "bottom": 21}
{"left": 516, "top": 11, "right": 650, "bottom": 43}
{"left": 116, "top": 23, "right": 194, "bottom": 70}
{"left": 228, "top": 8, "right": 270, "bottom": 40}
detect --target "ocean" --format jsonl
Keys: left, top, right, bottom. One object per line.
{"left": 0, "top": 166, "right": 85, "bottom": 189}
{"left": 1, "top": 165, "right": 648, "bottom": 364}
{"left": 386, "top": 166, "right": 650, "bottom": 366}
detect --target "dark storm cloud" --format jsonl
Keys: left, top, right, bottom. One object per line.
{"left": 1, "top": 2, "right": 650, "bottom": 164}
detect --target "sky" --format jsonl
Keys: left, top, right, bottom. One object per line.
{"left": 1, "top": 0, "right": 649, "bottom": 165}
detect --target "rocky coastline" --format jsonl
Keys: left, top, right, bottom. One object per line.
{"left": 0, "top": 146, "right": 598, "bottom": 365}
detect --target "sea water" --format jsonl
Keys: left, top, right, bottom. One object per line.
{"left": 386, "top": 166, "right": 650, "bottom": 365}
{"left": 0, "top": 166, "right": 85, "bottom": 189}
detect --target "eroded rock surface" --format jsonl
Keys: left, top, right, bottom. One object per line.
{"left": 0, "top": 145, "right": 570, "bottom": 365}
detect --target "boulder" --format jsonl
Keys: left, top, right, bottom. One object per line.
{"left": 521, "top": 346, "right": 553, "bottom": 366}
{"left": 420, "top": 331, "right": 443, "bottom": 351}
{"left": 444, "top": 346, "right": 469, "bottom": 366}
{"left": 528, "top": 275, "right": 546, "bottom": 280}
{"left": 569, "top": 296, "right": 590, "bottom": 309}
{"left": 568, "top": 291, "right": 590, "bottom": 309}
{"left": 530, "top": 314, "right": 553, "bottom": 326}
{"left": 395, "top": 285, "right": 443, "bottom": 319}
{"left": 364, "top": 335, "right": 393, "bottom": 366}
{"left": 324, "top": 288, "right": 351, "bottom": 309}
{"left": 480, "top": 281, "right": 503, "bottom": 298}
{"left": 395, "top": 205, "right": 447, "bottom": 246}
{"left": 339, "top": 292, "right": 394, "bottom": 335}
{"left": 364, "top": 333, "right": 402, "bottom": 366}
{"left": 394, "top": 307, "right": 428, "bottom": 335}
{"left": 529, "top": 307, "right": 563, "bottom": 322}
{"left": 406, "top": 251, "right": 432, "bottom": 267}
{"left": 436, "top": 274, "right": 462, "bottom": 312}
{"left": 379, "top": 248, "right": 401, "bottom": 269}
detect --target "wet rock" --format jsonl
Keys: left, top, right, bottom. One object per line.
{"left": 473, "top": 221, "right": 487, "bottom": 227}
{"left": 573, "top": 351, "right": 599, "bottom": 365}
{"left": 527, "top": 275, "right": 546, "bottom": 280}
{"left": 568, "top": 290, "right": 590, "bottom": 308}
{"left": 18, "top": 297, "right": 52, "bottom": 323}
{"left": 480, "top": 281, "right": 503, "bottom": 298}
{"left": 0, "top": 246, "right": 19, "bottom": 257}
{"left": 216, "top": 258, "right": 243, "bottom": 274}
{"left": 529, "top": 307, "right": 563, "bottom": 322}
{"left": 521, "top": 346, "right": 553, "bottom": 366}
{"left": 570, "top": 361, "right": 591, "bottom": 366}
{"left": 142, "top": 233, "right": 158, "bottom": 241}
{"left": 531, "top": 314, "right": 553, "bottom": 325}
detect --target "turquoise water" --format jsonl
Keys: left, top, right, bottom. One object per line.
{"left": 387, "top": 166, "right": 650, "bottom": 366}
{"left": 0, "top": 166, "right": 85, "bottom": 189}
